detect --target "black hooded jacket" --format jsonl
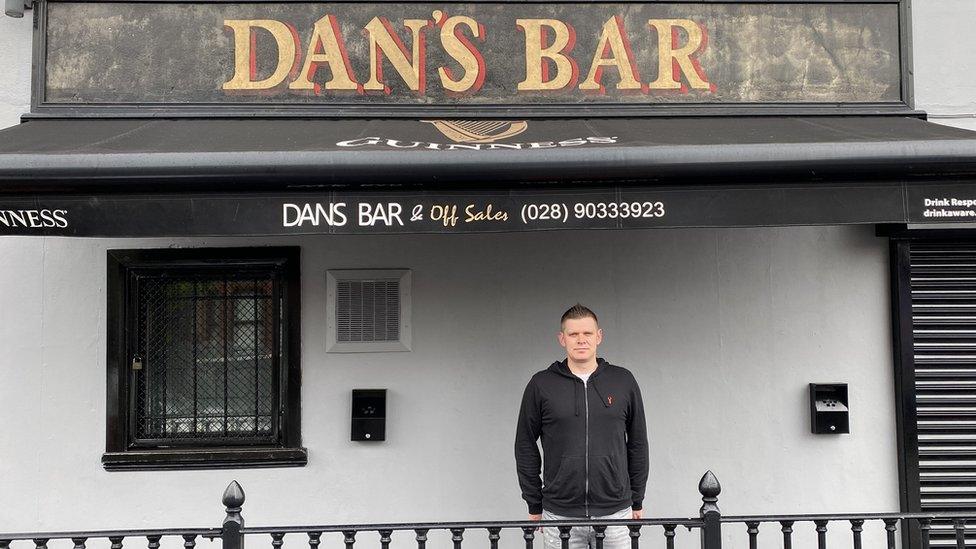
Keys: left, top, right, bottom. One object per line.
{"left": 515, "top": 358, "right": 649, "bottom": 517}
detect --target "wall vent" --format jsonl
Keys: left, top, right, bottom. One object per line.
{"left": 327, "top": 269, "right": 411, "bottom": 352}
{"left": 336, "top": 278, "right": 400, "bottom": 342}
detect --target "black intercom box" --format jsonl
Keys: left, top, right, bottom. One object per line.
{"left": 809, "top": 383, "right": 849, "bottom": 434}
{"left": 351, "top": 389, "right": 387, "bottom": 441}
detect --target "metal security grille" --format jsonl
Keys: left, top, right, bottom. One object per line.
{"left": 335, "top": 278, "right": 400, "bottom": 342}
{"left": 910, "top": 242, "right": 976, "bottom": 546}
{"left": 133, "top": 273, "right": 278, "bottom": 444}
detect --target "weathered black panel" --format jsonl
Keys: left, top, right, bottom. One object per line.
{"left": 43, "top": 2, "right": 901, "bottom": 108}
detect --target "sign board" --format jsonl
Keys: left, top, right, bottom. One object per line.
{"left": 39, "top": 1, "right": 902, "bottom": 114}
{"left": 1, "top": 182, "right": 953, "bottom": 237}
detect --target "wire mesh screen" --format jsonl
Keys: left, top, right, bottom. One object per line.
{"left": 134, "top": 274, "right": 278, "bottom": 443}
{"left": 336, "top": 278, "right": 401, "bottom": 342}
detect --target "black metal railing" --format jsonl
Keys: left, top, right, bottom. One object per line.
{"left": 3, "top": 471, "right": 976, "bottom": 549}
{"left": 0, "top": 528, "right": 220, "bottom": 549}
{"left": 722, "top": 512, "right": 976, "bottom": 549}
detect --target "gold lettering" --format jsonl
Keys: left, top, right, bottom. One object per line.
{"left": 464, "top": 204, "right": 508, "bottom": 223}
{"left": 579, "top": 16, "right": 642, "bottom": 92}
{"left": 363, "top": 17, "right": 429, "bottom": 93}
{"left": 516, "top": 19, "right": 578, "bottom": 91}
{"left": 430, "top": 205, "right": 459, "bottom": 227}
{"left": 647, "top": 19, "right": 711, "bottom": 91}
{"left": 223, "top": 19, "right": 298, "bottom": 90}
{"left": 289, "top": 15, "right": 359, "bottom": 92}
{"left": 436, "top": 12, "right": 486, "bottom": 95}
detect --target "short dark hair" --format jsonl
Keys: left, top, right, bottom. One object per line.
{"left": 561, "top": 303, "right": 598, "bottom": 327}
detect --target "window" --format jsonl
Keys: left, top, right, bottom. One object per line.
{"left": 104, "top": 247, "right": 305, "bottom": 470}
{"left": 326, "top": 269, "right": 411, "bottom": 352}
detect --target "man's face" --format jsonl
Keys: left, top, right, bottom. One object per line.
{"left": 558, "top": 316, "right": 603, "bottom": 363}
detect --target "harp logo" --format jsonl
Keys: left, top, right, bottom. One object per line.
{"left": 423, "top": 120, "right": 529, "bottom": 143}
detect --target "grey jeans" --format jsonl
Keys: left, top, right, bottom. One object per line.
{"left": 542, "top": 507, "right": 633, "bottom": 549}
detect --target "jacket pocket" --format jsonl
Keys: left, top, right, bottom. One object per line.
{"left": 589, "top": 455, "right": 628, "bottom": 504}
{"left": 543, "top": 456, "right": 585, "bottom": 507}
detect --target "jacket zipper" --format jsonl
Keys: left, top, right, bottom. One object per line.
{"left": 584, "top": 378, "right": 590, "bottom": 518}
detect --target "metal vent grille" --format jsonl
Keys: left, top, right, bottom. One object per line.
{"left": 335, "top": 278, "right": 401, "bottom": 343}
{"left": 910, "top": 243, "right": 976, "bottom": 546}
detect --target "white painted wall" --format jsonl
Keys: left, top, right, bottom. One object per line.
{"left": 0, "top": 226, "right": 898, "bottom": 542}
{"left": 0, "top": 0, "right": 972, "bottom": 543}
{"left": 0, "top": 14, "right": 31, "bottom": 129}
{"left": 912, "top": 0, "right": 976, "bottom": 131}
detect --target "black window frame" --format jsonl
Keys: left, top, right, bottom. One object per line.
{"left": 103, "top": 247, "right": 305, "bottom": 471}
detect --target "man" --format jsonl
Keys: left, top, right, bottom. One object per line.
{"left": 515, "top": 304, "right": 649, "bottom": 549}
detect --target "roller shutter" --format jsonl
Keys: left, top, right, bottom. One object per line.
{"left": 908, "top": 242, "right": 976, "bottom": 547}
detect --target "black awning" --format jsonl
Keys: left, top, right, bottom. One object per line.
{"left": 0, "top": 116, "right": 975, "bottom": 236}
{"left": 2, "top": 116, "right": 976, "bottom": 193}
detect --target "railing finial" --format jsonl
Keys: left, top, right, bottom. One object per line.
{"left": 698, "top": 471, "right": 721, "bottom": 549}
{"left": 223, "top": 480, "right": 246, "bottom": 511}
{"left": 221, "top": 481, "right": 245, "bottom": 549}
{"left": 698, "top": 470, "right": 721, "bottom": 500}
{"left": 223, "top": 480, "right": 244, "bottom": 514}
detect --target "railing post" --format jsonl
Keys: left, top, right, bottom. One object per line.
{"left": 918, "top": 518, "right": 932, "bottom": 549}
{"left": 699, "top": 471, "right": 722, "bottom": 549}
{"left": 222, "top": 481, "right": 246, "bottom": 549}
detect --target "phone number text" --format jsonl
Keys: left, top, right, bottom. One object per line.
{"left": 520, "top": 201, "right": 666, "bottom": 224}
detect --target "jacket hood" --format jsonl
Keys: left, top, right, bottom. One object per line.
{"left": 547, "top": 357, "right": 610, "bottom": 379}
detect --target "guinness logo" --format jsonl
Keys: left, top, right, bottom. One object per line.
{"left": 423, "top": 120, "right": 529, "bottom": 144}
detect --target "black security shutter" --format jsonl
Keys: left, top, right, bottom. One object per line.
{"left": 130, "top": 269, "right": 281, "bottom": 446}
{"left": 901, "top": 241, "right": 976, "bottom": 547}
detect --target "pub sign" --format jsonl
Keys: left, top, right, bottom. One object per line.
{"left": 39, "top": 1, "right": 902, "bottom": 113}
